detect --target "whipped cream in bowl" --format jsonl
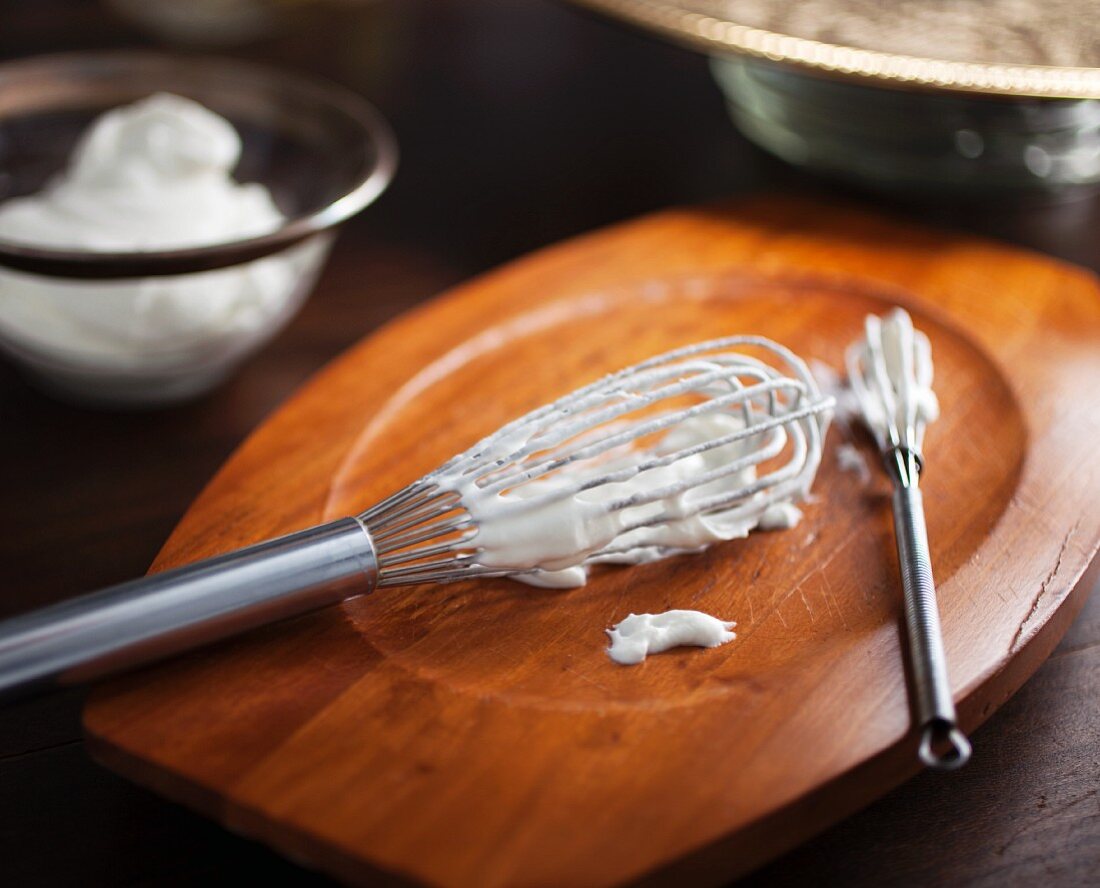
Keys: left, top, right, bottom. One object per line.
{"left": 0, "top": 52, "right": 396, "bottom": 406}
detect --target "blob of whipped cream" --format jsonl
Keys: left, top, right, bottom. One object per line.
{"left": 452, "top": 412, "right": 808, "bottom": 589}
{"left": 846, "top": 308, "right": 939, "bottom": 452}
{"left": 0, "top": 94, "right": 321, "bottom": 396}
{"left": 606, "top": 610, "right": 737, "bottom": 665}
{"left": 0, "top": 92, "right": 283, "bottom": 250}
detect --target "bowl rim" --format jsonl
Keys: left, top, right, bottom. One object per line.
{"left": 569, "top": 0, "right": 1100, "bottom": 100}
{"left": 0, "top": 50, "right": 398, "bottom": 279}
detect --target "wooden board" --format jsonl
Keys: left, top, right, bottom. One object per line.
{"left": 84, "top": 197, "right": 1100, "bottom": 887}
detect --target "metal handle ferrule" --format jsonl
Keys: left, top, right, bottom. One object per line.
{"left": 0, "top": 517, "right": 377, "bottom": 700}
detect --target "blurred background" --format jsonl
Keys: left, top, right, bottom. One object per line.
{"left": 0, "top": 1, "right": 1096, "bottom": 885}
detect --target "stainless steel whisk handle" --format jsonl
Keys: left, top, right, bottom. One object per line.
{"left": 886, "top": 448, "right": 971, "bottom": 771}
{"left": 0, "top": 518, "right": 378, "bottom": 701}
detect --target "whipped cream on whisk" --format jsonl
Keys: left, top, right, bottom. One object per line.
{"left": 846, "top": 308, "right": 939, "bottom": 453}
{"left": 374, "top": 339, "right": 831, "bottom": 591}
{"left": 445, "top": 411, "right": 811, "bottom": 589}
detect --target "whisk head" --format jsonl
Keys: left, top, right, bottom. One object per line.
{"left": 845, "top": 308, "right": 938, "bottom": 458}
{"left": 359, "top": 337, "right": 834, "bottom": 586}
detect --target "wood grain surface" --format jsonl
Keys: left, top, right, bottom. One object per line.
{"left": 81, "top": 197, "right": 1100, "bottom": 886}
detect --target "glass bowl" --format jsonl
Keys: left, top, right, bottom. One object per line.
{"left": 0, "top": 51, "right": 397, "bottom": 406}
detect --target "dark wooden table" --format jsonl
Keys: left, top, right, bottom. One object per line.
{"left": 1, "top": 1, "right": 1097, "bottom": 884}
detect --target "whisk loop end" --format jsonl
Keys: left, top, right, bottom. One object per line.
{"left": 920, "top": 721, "right": 972, "bottom": 771}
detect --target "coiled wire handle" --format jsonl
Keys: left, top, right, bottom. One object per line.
{"left": 887, "top": 447, "right": 971, "bottom": 771}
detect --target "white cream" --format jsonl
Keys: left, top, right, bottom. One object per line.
{"left": 0, "top": 93, "right": 282, "bottom": 250}
{"left": 413, "top": 340, "right": 828, "bottom": 590}
{"left": 808, "top": 360, "right": 875, "bottom": 483}
{"left": 846, "top": 308, "right": 939, "bottom": 453}
{"left": 452, "top": 412, "right": 810, "bottom": 588}
{"left": 758, "top": 500, "right": 803, "bottom": 530}
{"left": 809, "top": 358, "right": 862, "bottom": 430}
{"left": 835, "top": 441, "right": 872, "bottom": 483}
{"left": 0, "top": 93, "right": 315, "bottom": 390}
{"left": 606, "top": 610, "right": 737, "bottom": 665}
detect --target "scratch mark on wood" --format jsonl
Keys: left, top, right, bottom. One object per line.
{"left": 799, "top": 588, "right": 815, "bottom": 621}
{"left": 1009, "top": 520, "right": 1080, "bottom": 654}
{"left": 821, "top": 573, "right": 849, "bottom": 629}
{"left": 996, "top": 788, "right": 1097, "bottom": 856}
{"left": 0, "top": 738, "right": 83, "bottom": 764}
{"left": 740, "top": 525, "right": 861, "bottom": 639}
{"left": 564, "top": 665, "right": 610, "bottom": 693}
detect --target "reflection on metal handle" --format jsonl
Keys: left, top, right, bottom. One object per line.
{"left": 0, "top": 518, "right": 377, "bottom": 701}
{"left": 888, "top": 448, "right": 971, "bottom": 771}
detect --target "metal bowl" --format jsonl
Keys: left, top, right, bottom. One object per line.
{"left": 573, "top": 0, "right": 1100, "bottom": 198}
{"left": 711, "top": 55, "right": 1100, "bottom": 197}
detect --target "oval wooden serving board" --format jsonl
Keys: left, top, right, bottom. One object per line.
{"left": 85, "top": 197, "right": 1100, "bottom": 887}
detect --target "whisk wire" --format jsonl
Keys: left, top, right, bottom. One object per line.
{"left": 478, "top": 376, "right": 811, "bottom": 497}
{"left": 355, "top": 337, "right": 831, "bottom": 586}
